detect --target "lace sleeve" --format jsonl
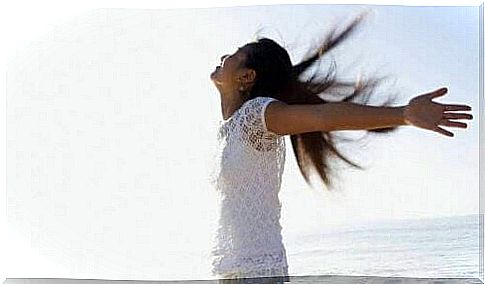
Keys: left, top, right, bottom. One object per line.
{"left": 238, "top": 96, "right": 281, "bottom": 151}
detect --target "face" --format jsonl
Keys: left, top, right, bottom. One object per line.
{"left": 210, "top": 46, "right": 255, "bottom": 93}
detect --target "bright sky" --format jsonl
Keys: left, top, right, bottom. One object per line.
{"left": 1, "top": 0, "right": 482, "bottom": 281}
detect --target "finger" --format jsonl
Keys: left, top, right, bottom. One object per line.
{"left": 443, "top": 113, "right": 474, "bottom": 120}
{"left": 439, "top": 119, "right": 468, "bottom": 128}
{"left": 444, "top": 104, "right": 472, "bottom": 111}
{"left": 428, "top": 87, "right": 448, "bottom": 99}
{"left": 433, "top": 125, "right": 454, "bottom": 137}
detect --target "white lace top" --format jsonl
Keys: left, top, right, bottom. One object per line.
{"left": 209, "top": 96, "right": 288, "bottom": 280}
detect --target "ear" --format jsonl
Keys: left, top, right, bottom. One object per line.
{"left": 238, "top": 68, "right": 256, "bottom": 84}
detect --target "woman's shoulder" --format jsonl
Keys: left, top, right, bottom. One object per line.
{"left": 236, "top": 97, "right": 280, "bottom": 120}
{"left": 253, "top": 96, "right": 279, "bottom": 102}
{"left": 245, "top": 96, "right": 280, "bottom": 107}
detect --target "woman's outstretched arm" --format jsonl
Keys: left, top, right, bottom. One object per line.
{"left": 266, "top": 87, "right": 473, "bottom": 137}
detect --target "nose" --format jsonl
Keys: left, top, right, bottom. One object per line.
{"left": 220, "top": 54, "right": 229, "bottom": 63}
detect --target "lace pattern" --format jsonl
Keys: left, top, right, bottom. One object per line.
{"left": 210, "top": 96, "right": 288, "bottom": 279}
{"left": 212, "top": 250, "right": 289, "bottom": 278}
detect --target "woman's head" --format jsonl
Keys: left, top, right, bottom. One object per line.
{"left": 210, "top": 46, "right": 253, "bottom": 97}
{"left": 210, "top": 38, "right": 294, "bottom": 101}
{"left": 211, "top": 11, "right": 403, "bottom": 191}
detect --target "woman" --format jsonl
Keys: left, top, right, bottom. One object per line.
{"left": 208, "top": 13, "right": 473, "bottom": 284}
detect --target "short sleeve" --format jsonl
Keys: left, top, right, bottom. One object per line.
{"left": 260, "top": 98, "right": 278, "bottom": 133}
{"left": 237, "top": 96, "right": 281, "bottom": 151}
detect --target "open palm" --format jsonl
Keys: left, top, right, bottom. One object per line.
{"left": 403, "top": 87, "right": 473, "bottom": 137}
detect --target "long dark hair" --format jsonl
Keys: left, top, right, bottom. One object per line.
{"left": 240, "top": 12, "right": 403, "bottom": 191}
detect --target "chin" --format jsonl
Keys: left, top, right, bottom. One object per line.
{"left": 210, "top": 75, "right": 223, "bottom": 85}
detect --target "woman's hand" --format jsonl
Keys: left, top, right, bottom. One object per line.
{"left": 403, "top": 87, "right": 473, "bottom": 137}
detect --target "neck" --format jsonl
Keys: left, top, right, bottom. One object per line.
{"left": 220, "top": 91, "right": 247, "bottom": 120}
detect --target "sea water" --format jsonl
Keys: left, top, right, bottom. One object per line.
{"left": 284, "top": 214, "right": 480, "bottom": 278}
